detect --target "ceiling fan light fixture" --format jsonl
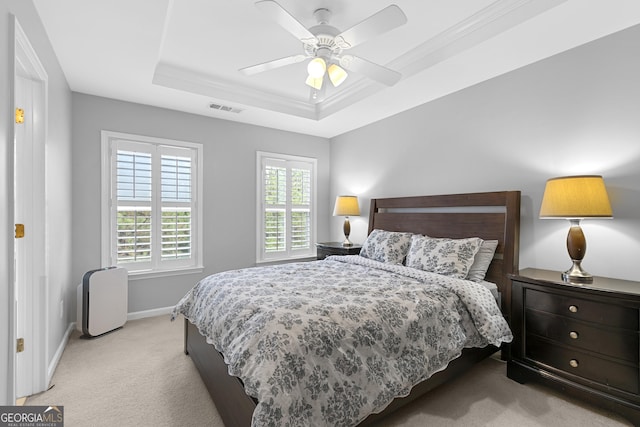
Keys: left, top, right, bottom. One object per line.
{"left": 243, "top": 1, "right": 407, "bottom": 94}
{"left": 307, "top": 57, "right": 326, "bottom": 78}
{"left": 328, "top": 64, "right": 348, "bottom": 87}
{"left": 305, "top": 74, "right": 324, "bottom": 90}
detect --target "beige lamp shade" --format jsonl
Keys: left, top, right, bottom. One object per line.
{"left": 539, "top": 175, "right": 612, "bottom": 219}
{"left": 328, "top": 64, "right": 348, "bottom": 87}
{"left": 333, "top": 196, "right": 360, "bottom": 216}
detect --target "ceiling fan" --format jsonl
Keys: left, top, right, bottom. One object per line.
{"left": 240, "top": 1, "right": 407, "bottom": 101}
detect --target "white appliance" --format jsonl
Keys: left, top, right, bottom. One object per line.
{"left": 76, "top": 267, "right": 128, "bottom": 337}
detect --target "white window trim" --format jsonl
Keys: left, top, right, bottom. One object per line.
{"left": 256, "top": 151, "right": 317, "bottom": 263}
{"left": 101, "top": 130, "right": 204, "bottom": 279}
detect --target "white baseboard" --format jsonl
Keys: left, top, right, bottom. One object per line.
{"left": 48, "top": 322, "right": 75, "bottom": 384}
{"left": 127, "top": 306, "right": 174, "bottom": 321}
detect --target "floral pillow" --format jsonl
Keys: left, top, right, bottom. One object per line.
{"left": 405, "top": 235, "right": 483, "bottom": 279}
{"left": 466, "top": 240, "right": 499, "bottom": 282}
{"left": 359, "top": 229, "right": 414, "bottom": 265}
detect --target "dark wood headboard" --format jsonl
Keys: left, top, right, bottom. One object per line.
{"left": 367, "top": 191, "right": 521, "bottom": 320}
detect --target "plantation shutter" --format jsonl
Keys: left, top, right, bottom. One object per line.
{"left": 259, "top": 154, "right": 315, "bottom": 261}
{"left": 160, "top": 148, "right": 193, "bottom": 262}
{"left": 263, "top": 162, "right": 287, "bottom": 253}
{"left": 116, "top": 146, "right": 153, "bottom": 268}
{"left": 110, "top": 139, "right": 197, "bottom": 272}
{"left": 290, "top": 164, "right": 311, "bottom": 250}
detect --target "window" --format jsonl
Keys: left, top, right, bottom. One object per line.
{"left": 101, "top": 131, "right": 203, "bottom": 277}
{"left": 257, "top": 152, "right": 317, "bottom": 262}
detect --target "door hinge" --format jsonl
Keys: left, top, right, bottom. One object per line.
{"left": 15, "top": 108, "right": 25, "bottom": 124}
{"left": 15, "top": 224, "right": 25, "bottom": 238}
{"left": 17, "top": 338, "right": 24, "bottom": 353}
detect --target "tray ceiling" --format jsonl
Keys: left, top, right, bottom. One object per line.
{"left": 33, "top": 0, "right": 640, "bottom": 137}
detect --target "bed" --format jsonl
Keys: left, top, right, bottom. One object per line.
{"left": 174, "top": 190, "right": 521, "bottom": 426}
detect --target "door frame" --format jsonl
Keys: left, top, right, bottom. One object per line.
{"left": 9, "top": 15, "right": 49, "bottom": 402}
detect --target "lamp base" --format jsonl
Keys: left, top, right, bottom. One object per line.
{"left": 342, "top": 217, "right": 352, "bottom": 247}
{"left": 561, "top": 219, "right": 593, "bottom": 284}
{"left": 561, "top": 260, "right": 593, "bottom": 284}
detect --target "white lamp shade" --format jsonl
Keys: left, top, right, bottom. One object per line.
{"left": 328, "top": 64, "right": 348, "bottom": 87}
{"left": 305, "top": 74, "right": 323, "bottom": 90}
{"left": 333, "top": 195, "right": 360, "bottom": 216}
{"left": 307, "top": 57, "right": 326, "bottom": 78}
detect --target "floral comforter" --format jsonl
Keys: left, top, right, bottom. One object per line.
{"left": 172, "top": 255, "right": 512, "bottom": 426}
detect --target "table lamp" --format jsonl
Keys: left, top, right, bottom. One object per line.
{"left": 333, "top": 195, "right": 360, "bottom": 246}
{"left": 539, "top": 175, "right": 612, "bottom": 283}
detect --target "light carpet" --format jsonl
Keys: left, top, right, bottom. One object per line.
{"left": 28, "top": 315, "right": 632, "bottom": 426}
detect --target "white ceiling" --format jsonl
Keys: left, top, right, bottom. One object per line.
{"left": 33, "top": 0, "right": 640, "bottom": 138}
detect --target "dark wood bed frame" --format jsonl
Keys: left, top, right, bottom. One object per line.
{"left": 183, "top": 190, "right": 521, "bottom": 426}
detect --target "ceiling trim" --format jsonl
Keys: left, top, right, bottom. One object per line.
{"left": 153, "top": 0, "right": 567, "bottom": 123}
{"left": 33, "top": 0, "right": 640, "bottom": 137}
{"left": 390, "top": 0, "right": 568, "bottom": 76}
{"left": 152, "top": 62, "right": 319, "bottom": 119}
{"left": 319, "top": 0, "right": 567, "bottom": 120}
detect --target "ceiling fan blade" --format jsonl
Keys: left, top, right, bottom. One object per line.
{"left": 335, "top": 5, "right": 407, "bottom": 49}
{"left": 339, "top": 55, "right": 401, "bottom": 86}
{"left": 255, "top": 0, "right": 318, "bottom": 45}
{"left": 240, "top": 54, "right": 307, "bottom": 75}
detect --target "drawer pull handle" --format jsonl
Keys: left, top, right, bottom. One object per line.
{"left": 569, "top": 331, "right": 579, "bottom": 339}
{"left": 569, "top": 359, "right": 579, "bottom": 368}
{"left": 568, "top": 305, "right": 578, "bottom": 313}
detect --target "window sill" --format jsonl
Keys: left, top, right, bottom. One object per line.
{"left": 126, "top": 265, "right": 204, "bottom": 281}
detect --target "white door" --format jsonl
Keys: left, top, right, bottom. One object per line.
{"left": 13, "top": 18, "right": 48, "bottom": 399}
{"left": 14, "top": 75, "right": 33, "bottom": 398}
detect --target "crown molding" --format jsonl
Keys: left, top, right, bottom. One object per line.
{"left": 152, "top": 62, "right": 318, "bottom": 119}
{"left": 390, "top": 0, "right": 567, "bottom": 76}
{"left": 154, "top": 0, "right": 567, "bottom": 122}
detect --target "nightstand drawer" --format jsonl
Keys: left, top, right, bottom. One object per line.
{"left": 527, "top": 336, "right": 639, "bottom": 394}
{"left": 526, "top": 309, "right": 639, "bottom": 363}
{"left": 525, "top": 288, "right": 639, "bottom": 329}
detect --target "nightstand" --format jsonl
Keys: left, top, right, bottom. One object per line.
{"left": 508, "top": 268, "right": 640, "bottom": 425}
{"left": 316, "top": 242, "right": 362, "bottom": 260}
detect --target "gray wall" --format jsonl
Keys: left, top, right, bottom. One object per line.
{"left": 331, "top": 24, "right": 640, "bottom": 282}
{"left": 71, "top": 94, "right": 331, "bottom": 313}
{"left": 0, "top": 1, "right": 73, "bottom": 405}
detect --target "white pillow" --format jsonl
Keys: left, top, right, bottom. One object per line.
{"left": 466, "top": 240, "right": 499, "bottom": 282}
{"left": 359, "top": 229, "right": 414, "bottom": 265}
{"left": 406, "top": 235, "right": 483, "bottom": 279}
